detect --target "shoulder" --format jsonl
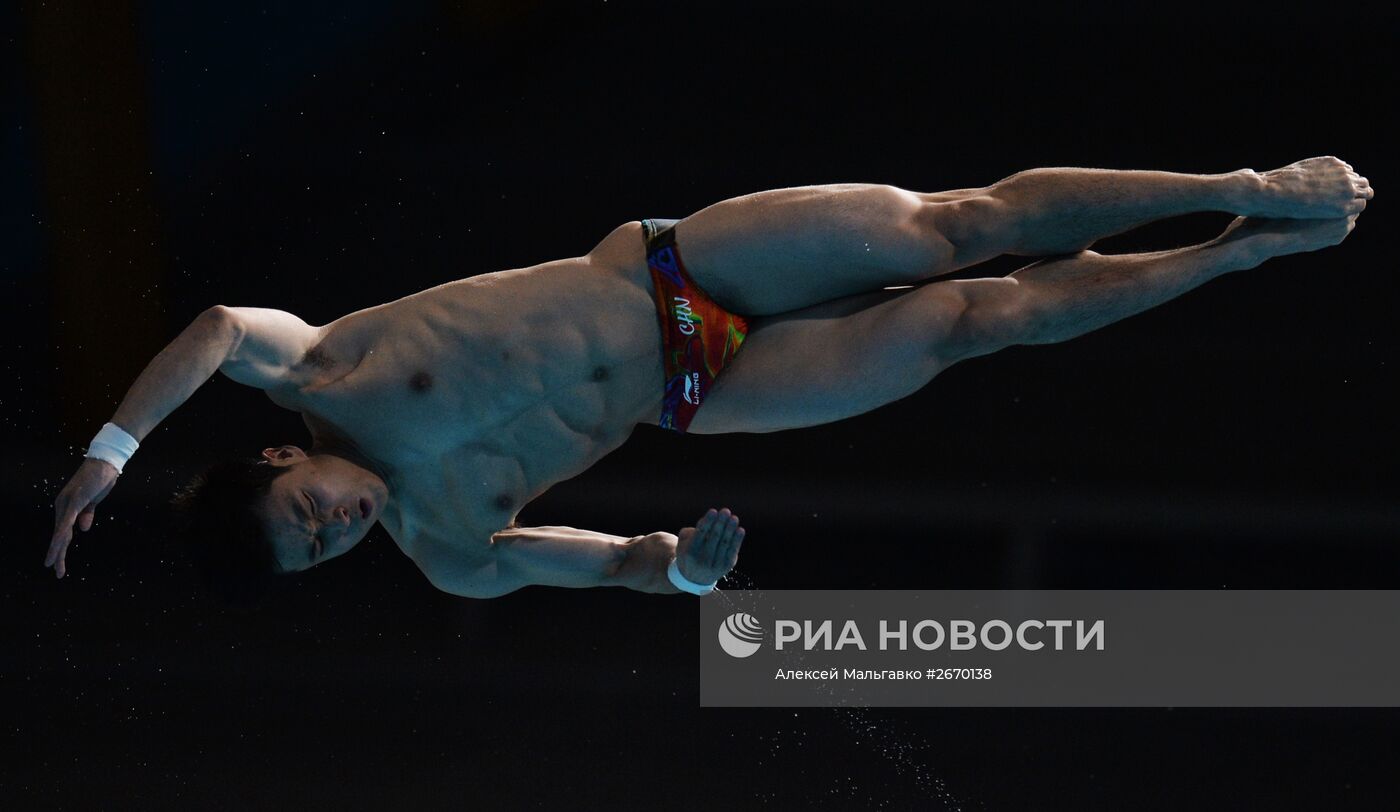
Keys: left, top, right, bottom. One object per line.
{"left": 216, "top": 306, "right": 328, "bottom": 391}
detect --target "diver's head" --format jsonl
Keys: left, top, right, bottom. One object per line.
{"left": 170, "top": 455, "right": 294, "bottom": 608}
{"left": 170, "top": 446, "right": 387, "bottom": 608}
{"left": 250, "top": 445, "right": 386, "bottom": 574}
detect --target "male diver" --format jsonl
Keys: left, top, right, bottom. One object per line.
{"left": 46, "top": 157, "right": 1372, "bottom": 603}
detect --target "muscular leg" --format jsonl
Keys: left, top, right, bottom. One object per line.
{"left": 685, "top": 286, "right": 939, "bottom": 433}
{"left": 672, "top": 158, "right": 1371, "bottom": 316}
{"left": 687, "top": 213, "right": 1358, "bottom": 435}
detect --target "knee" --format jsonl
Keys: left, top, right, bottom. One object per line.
{"left": 868, "top": 187, "right": 957, "bottom": 270}
{"left": 911, "top": 194, "right": 1019, "bottom": 267}
{"left": 919, "top": 278, "right": 1035, "bottom": 362}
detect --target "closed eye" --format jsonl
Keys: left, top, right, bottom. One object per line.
{"left": 302, "top": 492, "right": 323, "bottom": 561}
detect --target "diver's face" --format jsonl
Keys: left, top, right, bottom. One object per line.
{"left": 255, "top": 447, "right": 386, "bottom": 573}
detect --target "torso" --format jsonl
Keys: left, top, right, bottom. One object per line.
{"left": 271, "top": 222, "right": 662, "bottom": 577}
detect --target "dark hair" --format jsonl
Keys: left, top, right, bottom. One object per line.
{"left": 169, "top": 457, "right": 294, "bottom": 609}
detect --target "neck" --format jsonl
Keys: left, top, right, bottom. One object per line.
{"left": 309, "top": 431, "right": 394, "bottom": 485}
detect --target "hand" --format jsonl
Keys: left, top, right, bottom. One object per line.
{"left": 46, "top": 457, "right": 120, "bottom": 579}
{"left": 675, "top": 508, "right": 746, "bottom": 586}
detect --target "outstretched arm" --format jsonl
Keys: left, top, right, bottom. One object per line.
{"left": 46, "top": 305, "right": 321, "bottom": 578}
{"left": 422, "top": 509, "right": 746, "bottom": 598}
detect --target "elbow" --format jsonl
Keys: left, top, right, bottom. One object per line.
{"left": 603, "top": 540, "right": 631, "bottom": 581}
{"left": 599, "top": 535, "right": 645, "bottom": 586}
{"left": 606, "top": 533, "right": 675, "bottom": 591}
{"left": 201, "top": 305, "right": 245, "bottom": 351}
{"left": 201, "top": 304, "right": 234, "bottom": 327}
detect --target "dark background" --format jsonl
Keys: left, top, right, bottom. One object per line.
{"left": 4, "top": 1, "right": 1398, "bottom": 808}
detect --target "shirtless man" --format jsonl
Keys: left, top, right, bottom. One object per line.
{"left": 46, "top": 157, "right": 1372, "bottom": 604}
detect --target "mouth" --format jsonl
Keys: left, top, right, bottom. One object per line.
{"left": 359, "top": 497, "right": 372, "bottom": 520}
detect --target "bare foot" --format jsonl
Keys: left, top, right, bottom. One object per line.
{"left": 1215, "top": 214, "right": 1358, "bottom": 258}
{"left": 1233, "top": 156, "right": 1372, "bottom": 219}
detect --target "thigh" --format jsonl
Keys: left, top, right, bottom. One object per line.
{"left": 672, "top": 183, "right": 966, "bottom": 317}
{"left": 686, "top": 285, "right": 953, "bottom": 434}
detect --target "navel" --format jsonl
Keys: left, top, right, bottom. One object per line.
{"left": 591, "top": 365, "right": 610, "bottom": 382}
{"left": 408, "top": 371, "right": 433, "bottom": 393}
{"left": 494, "top": 493, "right": 515, "bottom": 511}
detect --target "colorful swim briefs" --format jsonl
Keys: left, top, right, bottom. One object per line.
{"left": 641, "top": 218, "right": 750, "bottom": 432}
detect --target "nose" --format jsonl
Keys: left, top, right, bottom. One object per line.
{"left": 332, "top": 505, "right": 352, "bottom": 530}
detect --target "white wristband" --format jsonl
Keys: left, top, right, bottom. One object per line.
{"left": 667, "top": 558, "right": 717, "bottom": 595}
{"left": 85, "top": 422, "right": 139, "bottom": 474}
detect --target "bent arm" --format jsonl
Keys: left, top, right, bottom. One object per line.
{"left": 426, "top": 525, "right": 684, "bottom": 598}
{"left": 108, "top": 306, "right": 242, "bottom": 442}
{"left": 108, "top": 305, "right": 320, "bottom": 444}
{"left": 47, "top": 305, "right": 317, "bottom": 578}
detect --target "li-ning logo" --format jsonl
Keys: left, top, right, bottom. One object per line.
{"left": 673, "top": 297, "right": 696, "bottom": 335}
{"left": 682, "top": 372, "right": 701, "bottom": 405}
{"left": 718, "top": 613, "right": 764, "bottom": 658}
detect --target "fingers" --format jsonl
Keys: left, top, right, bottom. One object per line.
{"left": 696, "top": 509, "right": 720, "bottom": 563}
{"left": 47, "top": 496, "right": 92, "bottom": 578}
{"left": 45, "top": 527, "right": 71, "bottom": 579}
{"left": 48, "top": 499, "right": 78, "bottom": 560}
{"left": 682, "top": 507, "right": 746, "bottom": 581}
{"left": 45, "top": 462, "right": 120, "bottom": 580}
{"left": 44, "top": 526, "right": 67, "bottom": 567}
{"left": 707, "top": 508, "right": 743, "bottom": 572}
{"left": 719, "top": 522, "right": 745, "bottom": 573}
{"left": 702, "top": 508, "right": 729, "bottom": 570}
{"left": 1347, "top": 170, "right": 1373, "bottom": 203}
{"left": 710, "top": 510, "right": 735, "bottom": 570}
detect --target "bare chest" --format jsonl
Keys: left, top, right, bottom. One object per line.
{"left": 298, "top": 259, "right": 659, "bottom": 440}
{"left": 280, "top": 255, "right": 663, "bottom": 559}
{"left": 370, "top": 398, "right": 652, "bottom": 575}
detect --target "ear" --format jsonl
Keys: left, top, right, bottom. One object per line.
{"left": 260, "top": 445, "right": 307, "bottom": 464}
